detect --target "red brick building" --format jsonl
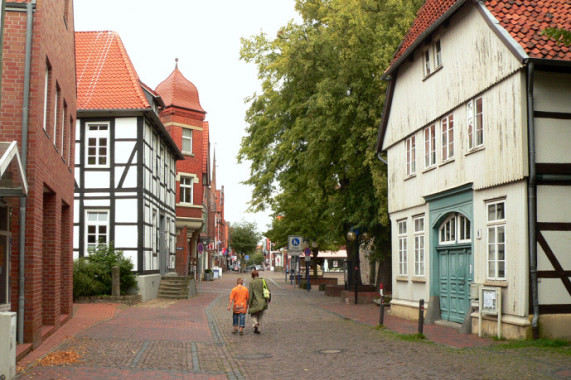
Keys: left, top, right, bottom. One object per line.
{"left": 0, "top": 0, "right": 76, "bottom": 352}
{"left": 156, "top": 64, "right": 214, "bottom": 276}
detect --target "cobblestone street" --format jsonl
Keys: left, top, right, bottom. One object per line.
{"left": 17, "top": 272, "right": 571, "bottom": 379}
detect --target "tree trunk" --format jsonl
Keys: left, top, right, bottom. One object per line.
{"left": 311, "top": 247, "right": 319, "bottom": 276}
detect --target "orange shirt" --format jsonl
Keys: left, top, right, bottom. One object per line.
{"left": 230, "top": 284, "right": 249, "bottom": 313}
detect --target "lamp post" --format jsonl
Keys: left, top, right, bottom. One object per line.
{"left": 346, "top": 230, "right": 371, "bottom": 305}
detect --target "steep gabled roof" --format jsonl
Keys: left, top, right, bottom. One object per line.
{"left": 75, "top": 31, "right": 150, "bottom": 110}
{"left": 155, "top": 64, "right": 206, "bottom": 113}
{"left": 387, "top": 0, "right": 570, "bottom": 76}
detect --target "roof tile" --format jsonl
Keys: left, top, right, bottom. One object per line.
{"left": 155, "top": 66, "right": 205, "bottom": 113}
{"left": 75, "top": 31, "right": 150, "bottom": 110}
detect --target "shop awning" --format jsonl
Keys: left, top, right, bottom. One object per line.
{"left": 0, "top": 141, "right": 28, "bottom": 197}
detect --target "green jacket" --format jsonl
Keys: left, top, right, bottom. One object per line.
{"left": 248, "top": 278, "right": 268, "bottom": 314}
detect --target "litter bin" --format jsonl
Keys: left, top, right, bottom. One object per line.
{"left": 212, "top": 267, "right": 220, "bottom": 279}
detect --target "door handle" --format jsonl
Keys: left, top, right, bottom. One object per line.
{"left": 459, "top": 279, "right": 465, "bottom": 285}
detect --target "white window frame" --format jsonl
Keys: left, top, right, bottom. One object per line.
{"left": 439, "top": 215, "right": 456, "bottom": 245}
{"left": 441, "top": 114, "right": 454, "bottom": 161}
{"left": 434, "top": 40, "right": 442, "bottom": 68}
{"left": 180, "top": 176, "right": 194, "bottom": 204}
{"left": 61, "top": 101, "right": 67, "bottom": 155}
{"left": 43, "top": 65, "right": 50, "bottom": 131}
{"left": 406, "top": 136, "right": 416, "bottom": 176}
{"left": 182, "top": 128, "right": 192, "bottom": 154}
{"left": 423, "top": 49, "right": 431, "bottom": 77}
{"left": 458, "top": 214, "right": 471, "bottom": 243}
{"left": 414, "top": 216, "right": 425, "bottom": 276}
{"left": 85, "top": 210, "right": 109, "bottom": 252}
{"left": 424, "top": 124, "right": 436, "bottom": 168}
{"left": 487, "top": 200, "right": 506, "bottom": 280}
{"left": 467, "top": 97, "right": 484, "bottom": 150}
{"left": 53, "top": 85, "right": 59, "bottom": 146}
{"left": 398, "top": 220, "right": 408, "bottom": 275}
{"left": 86, "top": 123, "right": 110, "bottom": 168}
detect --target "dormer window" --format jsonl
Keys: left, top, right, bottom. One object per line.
{"left": 422, "top": 39, "right": 442, "bottom": 78}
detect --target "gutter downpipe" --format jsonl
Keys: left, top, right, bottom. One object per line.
{"left": 526, "top": 61, "right": 539, "bottom": 339}
{"left": 18, "top": 0, "right": 35, "bottom": 344}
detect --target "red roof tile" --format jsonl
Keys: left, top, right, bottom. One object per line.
{"left": 390, "top": 0, "right": 570, "bottom": 72}
{"left": 75, "top": 31, "right": 150, "bottom": 110}
{"left": 155, "top": 65, "right": 206, "bottom": 113}
{"left": 487, "top": 0, "right": 570, "bottom": 60}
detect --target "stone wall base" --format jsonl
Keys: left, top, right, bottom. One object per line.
{"left": 136, "top": 274, "right": 162, "bottom": 302}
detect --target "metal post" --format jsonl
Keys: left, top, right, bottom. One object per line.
{"left": 354, "top": 266, "right": 359, "bottom": 305}
{"left": 418, "top": 299, "right": 425, "bottom": 334}
{"left": 379, "top": 283, "right": 384, "bottom": 325}
{"left": 297, "top": 257, "right": 301, "bottom": 285}
{"left": 306, "top": 260, "right": 310, "bottom": 292}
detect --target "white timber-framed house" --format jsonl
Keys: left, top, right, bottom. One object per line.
{"left": 74, "top": 31, "right": 184, "bottom": 300}
{"left": 376, "top": 0, "right": 570, "bottom": 339}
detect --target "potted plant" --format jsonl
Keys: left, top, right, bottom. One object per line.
{"left": 204, "top": 268, "right": 213, "bottom": 281}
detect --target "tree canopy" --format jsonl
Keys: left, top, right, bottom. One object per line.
{"left": 229, "top": 221, "right": 261, "bottom": 256}
{"left": 239, "top": 0, "right": 422, "bottom": 261}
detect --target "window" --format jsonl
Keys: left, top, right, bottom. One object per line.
{"left": 406, "top": 136, "right": 416, "bottom": 176}
{"left": 439, "top": 213, "right": 471, "bottom": 245}
{"left": 54, "top": 84, "right": 60, "bottom": 146}
{"left": 423, "top": 49, "right": 431, "bottom": 76}
{"left": 180, "top": 176, "right": 193, "bottom": 204}
{"left": 43, "top": 63, "right": 52, "bottom": 131}
{"left": 434, "top": 40, "right": 442, "bottom": 68}
{"left": 467, "top": 97, "right": 483, "bottom": 150}
{"left": 61, "top": 101, "right": 67, "bottom": 155}
{"left": 424, "top": 125, "right": 436, "bottom": 168}
{"left": 67, "top": 116, "right": 73, "bottom": 165}
{"left": 414, "top": 217, "right": 425, "bottom": 276}
{"left": 86, "top": 123, "right": 109, "bottom": 167}
{"left": 487, "top": 200, "right": 506, "bottom": 280}
{"left": 86, "top": 211, "right": 108, "bottom": 251}
{"left": 182, "top": 128, "right": 192, "bottom": 154}
{"left": 441, "top": 115, "right": 454, "bottom": 161}
{"left": 398, "top": 220, "right": 408, "bottom": 275}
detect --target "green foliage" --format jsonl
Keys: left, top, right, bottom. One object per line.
{"left": 246, "top": 251, "right": 265, "bottom": 266}
{"left": 229, "top": 221, "right": 261, "bottom": 256}
{"left": 542, "top": 27, "right": 571, "bottom": 46}
{"left": 239, "top": 0, "right": 423, "bottom": 261}
{"left": 73, "top": 243, "right": 137, "bottom": 298}
{"left": 493, "top": 338, "right": 571, "bottom": 352}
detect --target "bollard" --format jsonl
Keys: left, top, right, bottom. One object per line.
{"left": 112, "top": 265, "right": 120, "bottom": 297}
{"left": 379, "top": 283, "right": 384, "bottom": 325}
{"left": 418, "top": 299, "right": 425, "bottom": 334}
{"left": 306, "top": 261, "right": 310, "bottom": 292}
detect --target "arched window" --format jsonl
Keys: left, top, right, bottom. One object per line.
{"left": 438, "top": 213, "right": 471, "bottom": 245}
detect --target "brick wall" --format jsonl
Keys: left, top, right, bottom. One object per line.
{"left": 1, "top": 0, "right": 76, "bottom": 347}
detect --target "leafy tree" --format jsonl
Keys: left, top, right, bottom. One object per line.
{"left": 229, "top": 221, "right": 261, "bottom": 270}
{"left": 246, "top": 251, "right": 265, "bottom": 266}
{"left": 239, "top": 0, "right": 422, "bottom": 284}
{"left": 542, "top": 27, "right": 571, "bottom": 45}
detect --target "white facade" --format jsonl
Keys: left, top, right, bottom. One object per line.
{"left": 74, "top": 111, "right": 179, "bottom": 276}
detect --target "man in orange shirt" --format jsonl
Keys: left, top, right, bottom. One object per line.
{"left": 227, "top": 277, "right": 249, "bottom": 335}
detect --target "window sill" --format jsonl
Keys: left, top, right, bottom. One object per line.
{"left": 484, "top": 280, "right": 508, "bottom": 288}
{"left": 422, "top": 165, "right": 437, "bottom": 174}
{"left": 404, "top": 173, "right": 417, "bottom": 181}
{"left": 422, "top": 65, "right": 443, "bottom": 81}
{"left": 396, "top": 276, "right": 409, "bottom": 282}
{"left": 465, "top": 145, "right": 485, "bottom": 157}
{"left": 411, "top": 277, "right": 426, "bottom": 283}
{"left": 439, "top": 158, "right": 455, "bottom": 168}
{"left": 182, "top": 152, "right": 195, "bottom": 157}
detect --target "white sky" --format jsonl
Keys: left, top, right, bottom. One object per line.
{"left": 74, "top": 0, "right": 300, "bottom": 234}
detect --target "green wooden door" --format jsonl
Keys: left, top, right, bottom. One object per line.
{"left": 438, "top": 246, "right": 470, "bottom": 323}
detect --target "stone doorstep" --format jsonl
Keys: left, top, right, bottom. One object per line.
{"left": 434, "top": 319, "right": 461, "bottom": 330}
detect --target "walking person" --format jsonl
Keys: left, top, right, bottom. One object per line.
{"left": 228, "top": 277, "right": 249, "bottom": 335}
{"left": 248, "top": 270, "right": 270, "bottom": 334}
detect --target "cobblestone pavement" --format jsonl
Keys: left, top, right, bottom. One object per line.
{"left": 17, "top": 272, "right": 571, "bottom": 379}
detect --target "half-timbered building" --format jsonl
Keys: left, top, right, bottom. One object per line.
{"left": 376, "top": 0, "right": 570, "bottom": 339}
{"left": 74, "top": 31, "right": 184, "bottom": 301}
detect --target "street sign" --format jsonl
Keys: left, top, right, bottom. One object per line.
{"left": 245, "top": 255, "right": 249, "bottom": 260}
{"left": 288, "top": 235, "right": 303, "bottom": 255}
{"left": 304, "top": 247, "right": 311, "bottom": 256}
{"left": 197, "top": 243, "right": 204, "bottom": 254}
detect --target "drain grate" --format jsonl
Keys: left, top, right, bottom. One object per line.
{"left": 318, "top": 349, "right": 345, "bottom": 354}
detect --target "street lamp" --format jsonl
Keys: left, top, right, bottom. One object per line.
{"left": 346, "top": 229, "right": 372, "bottom": 304}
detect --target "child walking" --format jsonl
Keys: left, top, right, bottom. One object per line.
{"left": 227, "top": 277, "right": 249, "bottom": 335}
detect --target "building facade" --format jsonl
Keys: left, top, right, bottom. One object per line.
{"left": 376, "top": 0, "right": 570, "bottom": 339}
{"left": 0, "top": 0, "right": 76, "bottom": 349}
{"left": 74, "top": 31, "right": 183, "bottom": 301}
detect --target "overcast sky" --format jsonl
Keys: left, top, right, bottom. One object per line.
{"left": 74, "top": 0, "right": 300, "bottom": 234}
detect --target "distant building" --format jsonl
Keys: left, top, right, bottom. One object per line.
{"left": 376, "top": 0, "right": 570, "bottom": 339}
{"left": 74, "top": 31, "right": 183, "bottom": 301}
{"left": 0, "top": 0, "right": 76, "bottom": 351}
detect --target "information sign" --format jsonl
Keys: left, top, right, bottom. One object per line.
{"left": 288, "top": 235, "right": 303, "bottom": 256}
{"left": 478, "top": 286, "right": 502, "bottom": 339}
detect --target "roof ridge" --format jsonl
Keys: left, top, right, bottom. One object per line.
{"left": 82, "top": 31, "right": 115, "bottom": 107}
